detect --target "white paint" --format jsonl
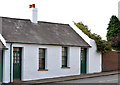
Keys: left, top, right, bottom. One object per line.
{"left": 87, "top": 40, "right": 102, "bottom": 73}
{"left": 118, "top": 1, "right": 120, "bottom": 20}
{"left": 31, "top": 8, "right": 38, "bottom": 23}
{"left": 0, "top": 34, "right": 6, "bottom": 46}
{"left": 3, "top": 43, "right": 81, "bottom": 83}
{"left": 70, "top": 23, "right": 102, "bottom": 74}
{"left": 3, "top": 44, "right": 10, "bottom": 83}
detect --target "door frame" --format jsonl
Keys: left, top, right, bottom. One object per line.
{"left": 81, "top": 48, "right": 87, "bottom": 74}
{"left": 13, "top": 47, "right": 22, "bottom": 82}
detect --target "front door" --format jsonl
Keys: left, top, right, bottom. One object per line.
{"left": 81, "top": 48, "right": 87, "bottom": 74}
{"left": 0, "top": 50, "right": 3, "bottom": 82}
{"left": 13, "top": 47, "right": 22, "bottom": 81}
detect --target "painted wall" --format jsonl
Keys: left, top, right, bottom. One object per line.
{"left": 70, "top": 23, "right": 102, "bottom": 74}
{"left": 87, "top": 40, "right": 102, "bottom": 74}
{"left": 3, "top": 44, "right": 10, "bottom": 83}
{"left": 0, "top": 50, "right": 3, "bottom": 82}
{"left": 3, "top": 43, "right": 81, "bottom": 83}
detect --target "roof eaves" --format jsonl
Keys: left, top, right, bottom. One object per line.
{"left": 6, "top": 42, "right": 91, "bottom": 48}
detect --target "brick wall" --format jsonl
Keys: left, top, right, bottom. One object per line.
{"left": 102, "top": 51, "right": 120, "bottom": 72}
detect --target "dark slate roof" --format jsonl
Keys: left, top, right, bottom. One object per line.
{"left": 1, "top": 17, "right": 90, "bottom": 47}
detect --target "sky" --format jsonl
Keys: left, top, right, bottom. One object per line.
{"left": 0, "top": 0, "right": 119, "bottom": 40}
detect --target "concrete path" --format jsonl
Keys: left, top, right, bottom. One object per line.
{"left": 2, "top": 71, "right": 120, "bottom": 85}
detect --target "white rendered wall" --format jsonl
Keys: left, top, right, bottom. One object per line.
{"left": 3, "top": 43, "right": 81, "bottom": 83}
{"left": 3, "top": 43, "right": 10, "bottom": 83}
{"left": 70, "top": 23, "right": 102, "bottom": 73}
{"left": 87, "top": 40, "right": 102, "bottom": 74}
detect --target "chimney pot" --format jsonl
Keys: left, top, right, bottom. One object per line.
{"left": 29, "top": 5, "right": 32, "bottom": 8}
{"left": 32, "top": 4, "right": 35, "bottom": 8}
{"left": 29, "top": 4, "right": 38, "bottom": 24}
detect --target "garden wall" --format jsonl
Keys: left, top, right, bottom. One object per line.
{"left": 102, "top": 51, "right": 120, "bottom": 72}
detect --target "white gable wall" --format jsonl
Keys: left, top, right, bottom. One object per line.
{"left": 87, "top": 40, "right": 102, "bottom": 74}
{"left": 3, "top": 43, "right": 81, "bottom": 83}
{"left": 70, "top": 23, "right": 102, "bottom": 74}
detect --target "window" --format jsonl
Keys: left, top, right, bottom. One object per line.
{"left": 62, "top": 47, "right": 68, "bottom": 67}
{"left": 38, "top": 48, "right": 47, "bottom": 70}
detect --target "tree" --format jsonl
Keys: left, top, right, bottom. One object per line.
{"left": 74, "top": 22, "right": 111, "bottom": 53}
{"left": 110, "top": 34, "right": 120, "bottom": 51}
{"left": 107, "top": 15, "right": 120, "bottom": 51}
{"left": 106, "top": 15, "right": 120, "bottom": 41}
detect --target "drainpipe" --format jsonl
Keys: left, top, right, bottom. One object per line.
{"left": 10, "top": 43, "right": 12, "bottom": 83}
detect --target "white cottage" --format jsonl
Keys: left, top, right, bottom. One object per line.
{"left": 0, "top": 4, "right": 102, "bottom": 84}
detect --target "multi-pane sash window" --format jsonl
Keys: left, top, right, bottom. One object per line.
{"left": 39, "top": 48, "right": 45, "bottom": 69}
{"left": 62, "top": 47, "right": 68, "bottom": 67}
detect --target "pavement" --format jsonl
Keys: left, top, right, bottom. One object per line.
{"left": 2, "top": 70, "right": 120, "bottom": 85}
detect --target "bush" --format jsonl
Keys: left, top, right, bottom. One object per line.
{"left": 74, "top": 22, "right": 111, "bottom": 53}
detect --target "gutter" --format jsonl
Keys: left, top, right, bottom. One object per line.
{"left": 6, "top": 42, "right": 91, "bottom": 48}
{"left": 10, "top": 43, "right": 12, "bottom": 83}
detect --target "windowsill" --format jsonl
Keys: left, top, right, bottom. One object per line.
{"left": 61, "top": 67, "right": 70, "bottom": 69}
{"left": 38, "top": 69, "right": 48, "bottom": 71}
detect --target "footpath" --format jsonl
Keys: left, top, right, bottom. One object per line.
{"left": 2, "top": 71, "right": 120, "bottom": 85}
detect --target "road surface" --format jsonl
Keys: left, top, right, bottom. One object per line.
{"left": 57, "top": 74, "right": 119, "bottom": 83}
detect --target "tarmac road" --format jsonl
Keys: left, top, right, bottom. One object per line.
{"left": 57, "top": 74, "right": 119, "bottom": 83}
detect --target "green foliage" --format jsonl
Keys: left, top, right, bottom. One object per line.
{"left": 106, "top": 15, "right": 120, "bottom": 41}
{"left": 110, "top": 35, "right": 120, "bottom": 51}
{"left": 74, "top": 22, "right": 111, "bottom": 53}
{"left": 107, "top": 15, "right": 120, "bottom": 51}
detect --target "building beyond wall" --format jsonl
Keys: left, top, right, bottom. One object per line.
{"left": 118, "top": 1, "right": 120, "bottom": 20}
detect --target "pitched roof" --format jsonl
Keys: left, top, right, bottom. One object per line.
{"left": 1, "top": 17, "right": 90, "bottom": 47}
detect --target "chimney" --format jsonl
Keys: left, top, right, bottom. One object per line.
{"left": 118, "top": 1, "right": 120, "bottom": 20}
{"left": 29, "top": 4, "right": 38, "bottom": 24}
